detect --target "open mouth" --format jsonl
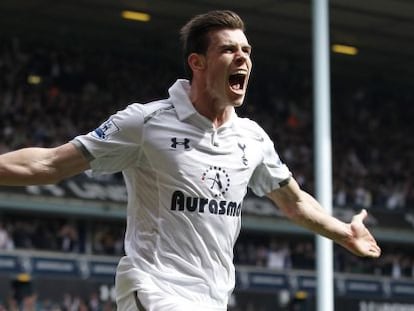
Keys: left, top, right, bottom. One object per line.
{"left": 229, "top": 72, "right": 247, "bottom": 92}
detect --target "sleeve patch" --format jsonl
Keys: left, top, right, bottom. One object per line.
{"left": 92, "top": 119, "right": 119, "bottom": 140}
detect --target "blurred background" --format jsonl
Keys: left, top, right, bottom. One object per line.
{"left": 0, "top": 0, "right": 414, "bottom": 310}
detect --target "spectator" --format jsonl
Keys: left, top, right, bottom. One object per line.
{"left": 58, "top": 222, "right": 79, "bottom": 252}
{"left": 267, "top": 240, "right": 291, "bottom": 270}
{"left": 0, "top": 221, "right": 14, "bottom": 250}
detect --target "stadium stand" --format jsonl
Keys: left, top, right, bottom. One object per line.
{"left": 0, "top": 30, "right": 413, "bottom": 310}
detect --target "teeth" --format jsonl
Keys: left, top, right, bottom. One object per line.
{"left": 233, "top": 70, "right": 246, "bottom": 75}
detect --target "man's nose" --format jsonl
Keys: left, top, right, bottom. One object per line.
{"left": 234, "top": 50, "right": 247, "bottom": 64}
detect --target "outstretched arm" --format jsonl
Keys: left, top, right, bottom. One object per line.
{"left": 267, "top": 177, "right": 381, "bottom": 258}
{"left": 0, "top": 142, "right": 90, "bottom": 186}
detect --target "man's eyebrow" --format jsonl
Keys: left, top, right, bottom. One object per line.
{"left": 219, "top": 43, "right": 252, "bottom": 49}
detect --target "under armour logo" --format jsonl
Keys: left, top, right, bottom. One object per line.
{"left": 238, "top": 142, "right": 248, "bottom": 166}
{"left": 171, "top": 138, "right": 190, "bottom": 149}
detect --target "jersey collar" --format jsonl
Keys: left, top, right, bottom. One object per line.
{"left": 168, "top": 79, "right": 197, "bottom": 121}
{"left": 168, "top": 79, "right": 237, "bottom": 129}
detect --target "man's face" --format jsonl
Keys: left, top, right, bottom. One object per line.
{"left": 203, "top": 28, "right": 252, "bottom": 107}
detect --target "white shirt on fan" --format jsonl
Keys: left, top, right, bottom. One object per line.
{"left": 72, "top": 79, "right": 291, "bottom": 310}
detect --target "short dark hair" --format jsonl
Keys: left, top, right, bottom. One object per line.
{"left": 180, "top": 10, "right": 245, "bottom": 79}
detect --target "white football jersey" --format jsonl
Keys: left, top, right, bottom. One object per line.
{"left": 73, "top": 79, "right": 291, "bottom": 310}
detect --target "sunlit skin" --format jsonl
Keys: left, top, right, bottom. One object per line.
{"left": 189, "top": 29, "right": 252, "bottom": 128}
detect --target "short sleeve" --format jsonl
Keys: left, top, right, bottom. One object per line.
{"left": 248, "top": 129, "right": 291, "bottom": 197}
{"left": 72, "top": 103, "right": 144, "bottom": 174}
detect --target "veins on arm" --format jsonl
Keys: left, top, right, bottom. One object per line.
{"left": 0, "top": 142, "right": 90, "bottom": 186}
{"left": 267, "top": 178, "right": 352, "bottom": 244}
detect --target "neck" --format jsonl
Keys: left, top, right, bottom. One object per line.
{"left": 190, "top": 81, "right": 233, "bottom": 128}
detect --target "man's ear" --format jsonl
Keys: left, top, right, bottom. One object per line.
{"left": 188, "top": 53, "right": 206, "bottom": 72}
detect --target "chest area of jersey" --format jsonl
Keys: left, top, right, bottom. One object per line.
{"left": 142, "top": 122, "right": 259, "bottom": 197}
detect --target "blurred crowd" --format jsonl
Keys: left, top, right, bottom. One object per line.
{"left": 234, "top": 233, "right": 414, "bottom": 279}
{"left": 1, "top": 214, "right": 413, "bottom": 280}
{"left": 0, "top": 37, "right": 412, "bottom": 210}
{"left": 0, "top": 216, "right": 124, "bottom": 256}
{"left": 2, "top": 214, "right": 413, "bottom": 311}
{"left": 0, "top": 291, "right": 115, "bottom": 311}
{"left": 0, "top": 35, "right": 413, "bottom": 309}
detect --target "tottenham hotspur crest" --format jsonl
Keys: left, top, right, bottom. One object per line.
{"left": 238, "top": 142, "right": 248, "bottom": 166}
